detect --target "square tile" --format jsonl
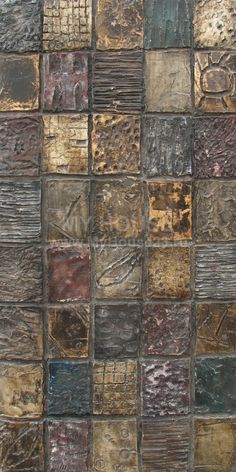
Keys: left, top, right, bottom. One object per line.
{"left": 47, "top": 245, "right": 90, "bottom": 302}
{"left": 141, "top": 360, "right": 190, "bottom": 416}
{"left": 142, "top": 116, "right": 192, "bottom": 177}
{"left": 95, "top": 304, "right": 140, "bottom": 359}
{"left": 147, "top": 247, "right": 191, "bottom": 299}
{"left": 48, "top": 361, "right": 90, "bottom": 416}
{"left": 43, "top": 53, "right": 88, "bottom": 112}
{"left": 48, "top": 305, "right": 90, "bottom": 359}
{"left": 143, "top": 303, "right": 191, "bottom": 356}
{"left": 92, "top": 114, "right": 141, "bottom": 174}
{"left": 46, "top": 180, "right": 90, "bottom": 241}
{"left": 93, "top": 360, "right": 137, "bottom": 415}
{"left": 148, "top": 182, "right": 192, "bottom": 241}
{"left": 145, "top": 50, "right": 191, "bottom": 112}
{"left": 0, "top": 55, "right": 39, "bottom": 111}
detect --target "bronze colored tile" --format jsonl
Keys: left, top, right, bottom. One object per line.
{"left": 148, "top": 182, "right": 192, "bottom": 241}
{"left": 92, "top": 420, "right": 138, "bottom": 471}
{"left": 147, "top": 247, "right": 191, "bottom": 299}
{"left": 43, "top": 115, "right": 88, "bottom": 174}
{"left": 95, "top": 0, "right": 143, "bottom": 49}
{"left": 93, "top": 360, "right": 137, "bottom": 415}
{"left": 92, "top": 114, "right": 141, "bottom": 174}
{"left": 0, "top": 363, "right": 43, "bottom": 418}
{"left": 145, "top": 50, "right": 191, "bottom": 112}
{"left": 195, "top": 51, "right": 236, "bottom": 112}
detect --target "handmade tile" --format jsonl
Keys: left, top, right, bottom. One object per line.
{"left": 95, "top": 0, "right": 143, "bottom": 49}
{"left": 48, "top": 362, "right": 90, "bottom": 416}
{"left": 147, "top": 247, "right": 191, "bottom": 299}
{"left": 194, "top": 0, "right": 236, "bottom": 49}
{"left": 48, "top": 305, "right": 90, "bottom": 359}
{"left": 46, "top": 180, "right": 89, "bottom": 241}
{"left": 0, "top": 421, "right": 44, "bottom": 472}
{"left": 43, "top": 53, "right": 88, "bottom": 112}
{"left": 0, "top": 306, "right": 43, "bottom": 360}
{"left": 95, "top": 246, "right": 142, "bottom": 299}
{"left": 195, "top": 357, "right": 236, "bottom": 414}
{"left": 148, "top": 182, "right": 192, "bottom": 241}
{"left": 0, "top": 363, "right": 43, "bottom": 418}
{"left": 92, "top": 420, "right": 138, "bottom": 471}
{"left": 48, "top": 420, "right": 89, "bottom": 472}
{"left": 145, "top": 50, "right": 191, "bottom": 112}
{"left": 142, "top": 419, "right": 191, "bottom": 471}
{"left": 142, "top": 116, "right": 192, "bottom": 177}
{"left": 92, "top": 114, "right": 141, "bottom": 174}
{"left": 141, "top": 360, "right": 190, "bottom": 416}
{"left": 144, "top": 0, "right": 191, "bottom": 48}
{"left": 195, "top": 244, "right": 236, "bottom": 299}
{"left": 194, "top": 117, "right": 236, "bottom": 178}
{"left": 0, "top": 55, "right": 39, "bottom": 111}
{"left": 93, "top": 360, "right": 137, "bottom": 415}
{"left": 47, "top": 245, "right": 90, "bottom": 302}
{"left": 195, "top": 181, "right": 236, "bottom": 242}
{"left": 43, "top": 0, "right": 92, "bottom": 51}
{"left": 43, "top": 115, "right": 88, "bottom": 174}
{"left": 95, "top": 304, "right": 140, "bottom": 359}
{"left": 0, "top": 245, "right": 42, "bottom": 302}
{"left": 195, "top": 51, "right": 236, "bottom": 112}
{"left": 93, "top": 180, "right": 144, "bottom": 243}
{"left": 93, "top": 51, "right": 143, "bottom": 113}
{"left": 143, "top": 303, "right": 191, "bottom": 356}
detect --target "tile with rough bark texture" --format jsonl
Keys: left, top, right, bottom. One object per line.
{"left": 95, "top": 304, "right": 140, "bottom": 359}
{"left": 141, "top": 360, "right": 190, "bottom": 416}
{"left": 48, "top": 420, "right": 89, "bottom": 472}
{"left": 0, "top": 245, "right": 42, "bottom": 302}
{"left": 92, "top": 114, "right": 141, "bottom": 174}
{"left": 147, "top": 247, "right": 191, "bottom": 299}
{"left": 47, "top": 245, "right": 90, "bottom": 302}
{"left": 195, "top": 51, "right": 236, "bottom": 112}
{"left": 93, "top": 360, "right": 137, "bottom": 415}
{"left": 0, "top": 55, "right": 39, "bottom": 111}
{"left": 145, "top": 50, "right": 191, "bottom": 112}
{"left": 142, "top": 116, "right": 192, "bottom": 177}
{"left": 0, "top": 421, "right": 44, "bottom": 472}
{"left": 143, "top": 303, "right": 191, "bottom": 356}
{"left": 95, "top": 246, "right": 142, "bottom": 299}
{"left": 92, "top": 420, "right": 138, "bottom": 472}
{"left": 43, "top": 115, "right": 88, "bottom": 174}
{"left": 144, "top": 0, "right": 191, "bottom": 48}
{"left": 95, "top": 0, "right": 143, "bottom": 49}
{"left": 43, "top": 0, "right": 92, "bottom": 51}
{"left": 142, "top": 419, "right": 191, "bottom": 471}
{"left": 0, "top": 306, "right": 43, "bottom": 360}
{"left": 48, "top": 305, "right": 90, "bottom": 359}
{"left": 196, "top": 303, "right": 236, "bottom": 355}
{"left": 46, "top": 180, "right": 89, "bottom": 242}
{"left": 48, "top": 362, "right": 90, "bottom": 416}
{"left": 93, "top": 51, "right": 143, "bottom": 113}
{"left": 195, "top": 357, "right": 236, "bottom": 414}
{"left": 0, "top": 363, "right": 43, "bottom": 418}
{"left": 43, "top": 53, "right": 88, "bottom": 112}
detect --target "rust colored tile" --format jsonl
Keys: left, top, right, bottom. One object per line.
{"left": 0, "top": 363, "right": 43, "bottom": 418}
{"left": 92, "top": 420, "right": 138, "bottom": 471}
{"left": 48, "top": 245, "right": 90, "bottom": 302}
{"left": 48, "top": 305, "right": 90, "bottom": 359}
{"left": 147, "top": 247, "right": 191, "bottom": 299}
{"left": 95, "top": 0, "right": 143, "bottom": 49}
{"left": 92, "top": 114, "right": 141, "bottom": 174}
{"left": 195, "top": 51, "right": 236, "bottom": 112}
{"left": 0, "top": 54, "right": 39, "bottom": 111}
{"left": 93, "top": 360, "right": 137, "bottom": 415}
